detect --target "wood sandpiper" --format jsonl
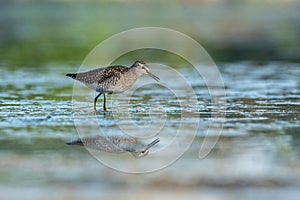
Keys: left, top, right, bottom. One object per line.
{"left": 67, "top": 135, "right": 160, "bottom": 158}
{"left": 66, "top": 60, "right": 159, "bottom": 111}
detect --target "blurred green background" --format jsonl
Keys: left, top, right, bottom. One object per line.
{"left": 1, "top": 0, "right": 300, "bottom": 67}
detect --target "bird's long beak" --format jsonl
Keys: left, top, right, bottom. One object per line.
{"left": 145, "top": 138, "right": 160, "bottom": 150}
{"left": 147, "top": 72, "right": 160, "bottom": 82}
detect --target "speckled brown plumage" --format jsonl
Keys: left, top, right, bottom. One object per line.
{"left": 67, "top": 66, "right": 129, "bottom": 86}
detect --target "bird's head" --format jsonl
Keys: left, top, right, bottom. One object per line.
{"left": 132, "top": 60, "right": 160, "bottom": 82}
{"left": 130, "top": 138, "right": 160, "bottom": 159}
{"left": 131, "top": 149, "right": 150, "bottom": 158}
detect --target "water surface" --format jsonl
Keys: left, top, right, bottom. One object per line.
{"left": 1, "top": 62, "right": 300, "bottom": 199}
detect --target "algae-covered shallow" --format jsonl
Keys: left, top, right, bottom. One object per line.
{"left": 1, "top": 62, "right": 300, "bottom": 199}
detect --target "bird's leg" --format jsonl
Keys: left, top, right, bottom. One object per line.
{"left": 94, "top": 93, "right": 102, "bottom": 110}
{"left": 103, "top": 93, "right": 107, "bottom": 111}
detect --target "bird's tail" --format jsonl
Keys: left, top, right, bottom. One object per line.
{"left": 66, "top": 73, "right": 77, "bottom": 79}
{"left": 66, "top": 138, "right": 83, "bottom": 146}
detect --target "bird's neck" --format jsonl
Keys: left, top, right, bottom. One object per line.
{"left": 129, "top": 67, "right": 143, "bottom": 77}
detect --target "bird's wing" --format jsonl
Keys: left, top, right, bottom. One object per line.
{"left": 79, "top": 135, "right": 123, "bottom": 153}
{"left": 107, "top": 136, "right": 138, "bottom": 152}
{"left": 73, "top": 66, "right": 129, "bottom": 85}
{"left": 93, "top": 136, "right": 126, "bottom": 153}
{"left": 96, "top": 66, "right": 129, "bottom": 85}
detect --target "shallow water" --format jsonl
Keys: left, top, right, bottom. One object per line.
{"left": 1, "top": 62, "right": 300, "bottom": 199}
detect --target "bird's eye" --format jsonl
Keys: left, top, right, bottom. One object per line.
{"left": 141, "top": 151, "right": 145, "bottom": 154}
